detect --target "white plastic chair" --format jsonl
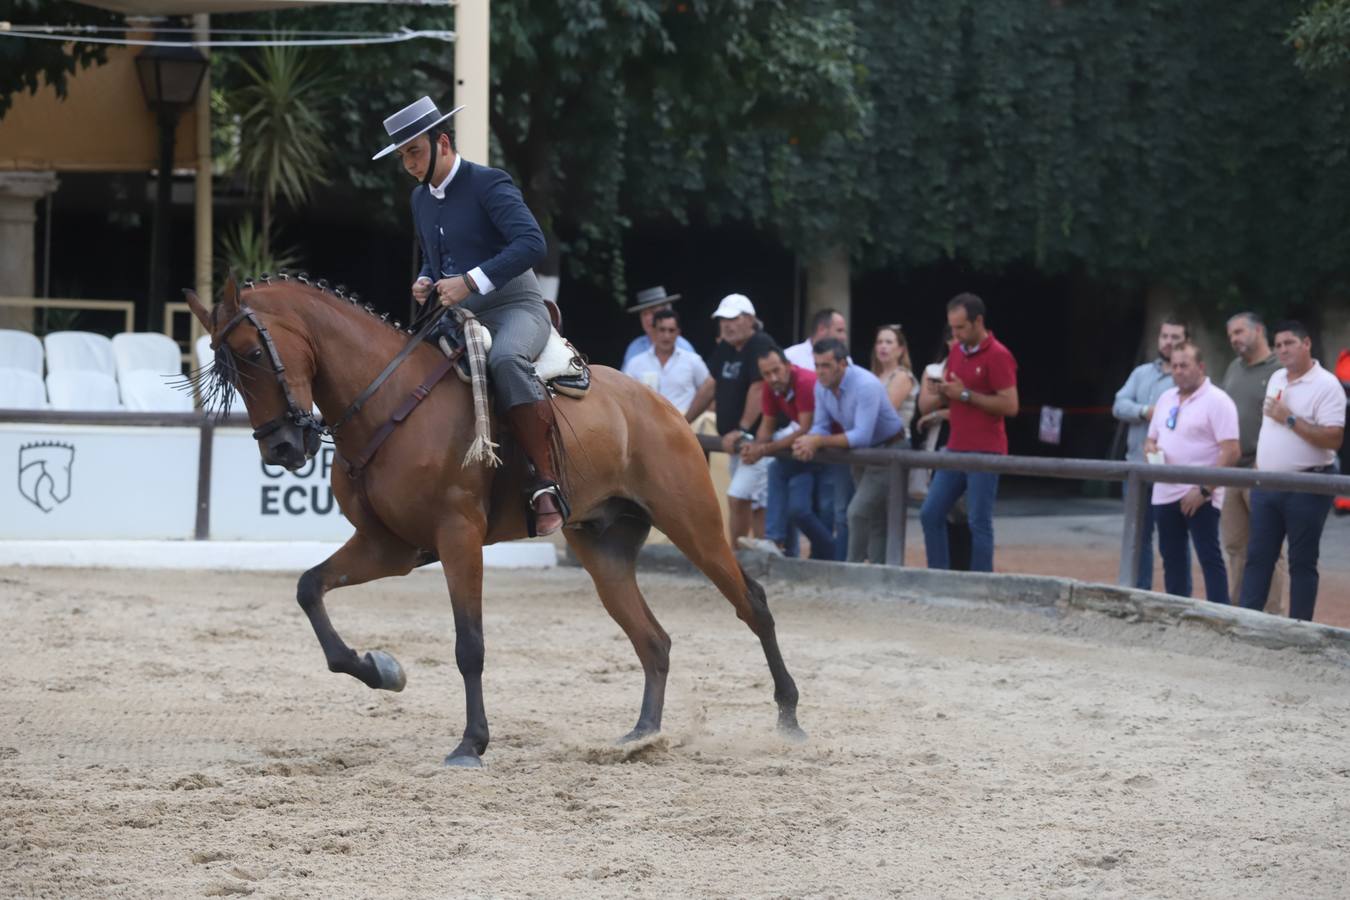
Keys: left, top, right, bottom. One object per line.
{"left": 43, "top": 331, "right": 116, "bottom": 376}
{"left": 46, "top": 370, "right": 122, "bottom": 411}
{"left": 0, "top": 366, "right": 48, "bottom": 409}
{"left": 0, "top": 330, "right": 44, "bottom": 375}
{"left": 112, "top": 332, "right": 182, "bottom": 381}
{"left": 119, "top": 369, "right": 195, "bottom": 412}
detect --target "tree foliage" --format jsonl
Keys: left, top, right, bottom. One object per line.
{"left": 1291, "top": 0, "right": 1350, "bottom": 78}
{"left": 0, "top": 0, "right": 122, "bottom": 118}
{"left": 853, "top": 0, "right": 1350, "bottom": 311}
{"left": 217, "top": 1, "right": 864, "bottom": 297}
{"left": 207, "top": 1, "right": 1350, "bottom": 313}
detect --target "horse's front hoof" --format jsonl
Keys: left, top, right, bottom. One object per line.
{"left": 616, "top": 726, "right": 659, "bottom": 745}
{"left": 443, "top": 752, "right": 483, "bottom": 769}
{"left": 365, "top": 650, "right": 406, "bottom": 692}
{"left": 777, "top": 716, "right": 807, "bottom": 743}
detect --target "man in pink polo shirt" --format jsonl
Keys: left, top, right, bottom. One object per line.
{"left": 1238, "top": 321, "right": 1346, "bottom": 621}
{"left": 1144, "top": 341, "right": 1240, "bottom": 602}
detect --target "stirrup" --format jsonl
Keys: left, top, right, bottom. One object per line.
{"left": 527, "top": 483, "right": 570, "bottom": 536}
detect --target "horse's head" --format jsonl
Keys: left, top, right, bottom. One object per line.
{"left": 187, "top": 275, "right": 323, "bottom": 472}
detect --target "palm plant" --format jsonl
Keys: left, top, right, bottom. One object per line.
{"left": 217, "top": 214, "right": 300, "bottom": 280}
{"left": 231, "top": 41, "right": 333, "bottom": 239}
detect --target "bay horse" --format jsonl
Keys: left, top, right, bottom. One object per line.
{"left": 185, "top": 275, "right": 802, "bottom": 766}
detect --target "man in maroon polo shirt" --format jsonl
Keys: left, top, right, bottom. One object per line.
{"left": 918, "top": 293, "right": 1019, "bottom": 570}
{"left": 741, "top": 346, "right": 835, "bottom": 559}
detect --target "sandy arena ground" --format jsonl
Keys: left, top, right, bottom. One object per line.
{"left": 3, "top": 564, "right": 1349, "bottom": 898}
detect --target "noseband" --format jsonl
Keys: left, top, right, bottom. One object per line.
{"left": 214, "top": 304, "right": 326, "bottom": 456}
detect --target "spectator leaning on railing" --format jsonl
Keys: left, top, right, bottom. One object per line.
{"left": 791, "top": 337, "right": 906, "bottom": 564}
{"left": 1220, "top": 311, "right": 1285, "bottom": 614}
{"left": 1238, "top": 321, "right": 1346, "bottom": 622}
{"left": 1143, "top": 341, "right": 1240, "bottom": 604}
{"left": 741, "top": 345, "right": 835, "bottom": 560}
{"left": 686, "top": 293, "right": 776, "bottom": 546}
{"left": 918, "top": 293, "right": 1019, "bottom": 573}
{"left": 1112, "top": 315, "right": 1187, "bottom": 591}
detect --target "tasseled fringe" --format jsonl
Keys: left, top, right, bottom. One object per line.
{"left": 459, "top": 310, "right": 501, "bottom": 468}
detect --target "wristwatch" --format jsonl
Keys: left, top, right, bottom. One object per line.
{"left": 1199, "top": 487, "right": 1212, "bottom": 499}
{"left": 960, "top": 389, "right": 972, "bottom": 404}
{"left": 1285, "top": 414, "right": 1297, "bottom": 429}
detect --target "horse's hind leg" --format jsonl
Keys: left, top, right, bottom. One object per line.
{"left": 648, "top": 481, "right": 803, "bottom": 738}
{"left": 296, "top": 531, "right": 421, "bottom": 691}
{"left": 565, "top": 512, "right": 672, "bottom": 743}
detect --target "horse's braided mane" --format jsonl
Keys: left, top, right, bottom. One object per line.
{"left": 239, "top": 270, "right": 416, "bottom": 335}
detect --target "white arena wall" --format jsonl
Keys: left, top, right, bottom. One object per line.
{"left": 0, "top": 417, "right": 555, "bottom": 570}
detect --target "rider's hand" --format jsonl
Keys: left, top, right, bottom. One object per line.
{"left": 412, "top": 277, "right": 433, "bottom": 305}
{"left": 435, "top": 276, "right": 471, "bottom": 307}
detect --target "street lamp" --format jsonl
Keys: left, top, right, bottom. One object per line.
{"left": 136, "top": 39, "right": 207, "bottom": 334}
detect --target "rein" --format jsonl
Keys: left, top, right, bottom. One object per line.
{"left": 214, "top": 299, "right": 456, "bottom": 472}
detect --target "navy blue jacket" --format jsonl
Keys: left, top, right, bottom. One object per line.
{"left": 411, "top": 159, "right": 547, "bottom": 289}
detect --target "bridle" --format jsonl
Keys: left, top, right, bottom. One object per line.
{"left": 213, "top": 299, "right": 451, "bottom": 460}
{"left": 213, "top": 304, "right": 326, "bottom": 456}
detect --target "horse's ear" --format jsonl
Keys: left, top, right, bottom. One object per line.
{"left": 183, "top": 289, "right": 212, "bottom": 331}
{"left": 221, "top": 273, "right": 241, "bottom": 316}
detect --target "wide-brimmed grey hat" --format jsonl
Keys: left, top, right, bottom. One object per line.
{"left": 372, "top": 97, "right": 463, "bottom": 160}
{"left": 626, "top": 285, "right": 682, "bottom": 314}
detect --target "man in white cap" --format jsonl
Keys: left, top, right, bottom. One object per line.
{"left": 621, "top": 286, "right": 696, "bottom": 368}
{"left": 686, "top": 293, "right": 777, "bottom": 545}
{"left": 374, "top": 96, "right": 564, "bottom": 534}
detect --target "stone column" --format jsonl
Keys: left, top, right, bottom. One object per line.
{"left": 803, "top": 245, "right": 851, "bottom": 341}
{"left": 0, "top": 171, "right": 60, "bottom": 332}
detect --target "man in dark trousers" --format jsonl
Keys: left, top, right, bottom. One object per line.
{"left": 374, "top": 96, "right": 564, "bottom": 534}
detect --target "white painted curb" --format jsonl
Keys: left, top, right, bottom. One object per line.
{"left": 0, "top": 540, "right": 557, "bottom": 571}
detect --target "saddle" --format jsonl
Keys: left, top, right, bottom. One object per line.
{"left": 437, "top": 300, "right": 591, "bottom": 399}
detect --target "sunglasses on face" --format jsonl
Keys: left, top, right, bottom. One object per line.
{"left": 1165, "top": 405, "right": 1180, "bottom": 430}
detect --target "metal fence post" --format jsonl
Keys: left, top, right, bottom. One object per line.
{"left": 195, "top": 421, "right": 213, "bottom": 540}
{"left": 885, "top": 462, "right": 908, "bottom": 566}
{"left": 1117, "top": 471, "right": 1148, "bottom": 587}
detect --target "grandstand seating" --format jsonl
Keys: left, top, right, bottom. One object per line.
{"left": 0, "top": 329, "right": 44, "bottom": 375}
{"left": 112, "top": 332, "right": 182, "bottom": 381}
{"left": 43, "top": 331, "right": 117, "bottom": 376}
{"left": 111, "top": 332, "right": 188, "bottom": 411}
{"left": 119, "top": 369, "right": 195, "bottom": 412}
{"left": 46, "top": 370, "right": 122, "bottom": 411}
{"left": 0, "top": 367, "right": 48, "bottom": 409}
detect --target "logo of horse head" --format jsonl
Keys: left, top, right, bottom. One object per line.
{"left": 18, "top": 442, "right": 75, "bottom": 513}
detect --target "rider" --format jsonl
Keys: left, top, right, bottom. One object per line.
{"left": 373, "top": 96, "right": 566, "bottom": 534}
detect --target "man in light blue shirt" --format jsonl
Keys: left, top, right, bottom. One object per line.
{"left": 1112, "top": 316, "right": 1188, "bottom": 590}
{"left": 621, "top": 286, "right": 696, "bottom": 367}
{"left": 792, "top": 338, "right": 905, "bottom": 563}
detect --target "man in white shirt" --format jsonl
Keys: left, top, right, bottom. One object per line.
{"left": 1238, "top": 321, "right": 1346, "bottom": 621}
{"left": 784, "top": 308, "right": 848, "bottom": 369}
{"left": 621, "top": 308, "right": 712, "bottom": 416}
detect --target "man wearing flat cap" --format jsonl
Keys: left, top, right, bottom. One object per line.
{"left": 373, "top": 96, "right": 565, "bottom": 534}
{"left": 621, "top": 286, "right": 696, "bottom": 368}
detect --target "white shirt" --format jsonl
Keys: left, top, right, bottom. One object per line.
{"left": 1255, "top": 361, "right": 1346, "bottom": 472}
{"left": 784, "top": 339, "right": 815, "bottom": 370}
{"left": 425, "top": 154, "right": 496, "bottom": 294}
{"left": 622, "top": 346, "right": 711, "bottom": 414}
{"left": 785, "top": 339, "right": 851, "bottom": 370}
